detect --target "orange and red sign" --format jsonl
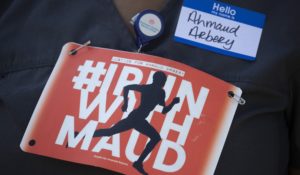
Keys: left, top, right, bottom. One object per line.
{"left": 21, "top": 43, "right": 242, "bottom": 175}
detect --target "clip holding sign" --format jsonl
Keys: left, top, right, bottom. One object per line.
{"left": 228, "top": 91, "right": 246, "bottom": 105}
{"left": 69, "top": 40, "right": 91, "bottom": 55}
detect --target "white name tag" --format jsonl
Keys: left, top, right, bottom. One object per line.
{"left": 174, "top": 0, "right": 266, "bottom": 61}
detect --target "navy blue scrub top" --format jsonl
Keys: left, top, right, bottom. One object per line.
{"left": 0, "top": 0, "right": 300, "bottom": 175}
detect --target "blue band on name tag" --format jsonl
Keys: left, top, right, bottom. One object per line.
{"left": 174, "top": 0, "right": 266, "bottom": 61}
{"left": 183, "top": 0, "right": 266, "bottom": 28}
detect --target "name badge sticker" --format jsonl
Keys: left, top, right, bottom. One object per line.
{"left": 174, "top": 0, "right": 266, "bottom": 61}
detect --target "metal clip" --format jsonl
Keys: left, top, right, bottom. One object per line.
{"left": 130, "top": 13, "right": 140, "bottom": 25}
{"left": 228, "top": 91, "right": 246, "bottom": 105}
{"left": 69, "top": 40, "right": 91, "bottom": 55}
{"left": 137, "top": 44, "right": 143, "bottom": 53}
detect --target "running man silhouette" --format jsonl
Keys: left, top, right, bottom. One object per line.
{"left": 93, "top": 71, "right": 180, "bottom": 175}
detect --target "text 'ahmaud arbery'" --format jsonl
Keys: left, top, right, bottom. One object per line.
{"left": 187, "top": 10, "right": 240, "bottom": 51}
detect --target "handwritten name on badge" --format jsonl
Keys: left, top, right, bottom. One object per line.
{"left": 174, "top": 0, "right": 266, "bottom": 61}
{"left": 187, "top": 10, "right": 240, "bottom": 50}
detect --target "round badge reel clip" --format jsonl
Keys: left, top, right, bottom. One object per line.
{"left": 132, "top": 10, "right": 165, "bottom": 53}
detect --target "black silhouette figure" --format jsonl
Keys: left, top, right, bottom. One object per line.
{"left": 93, "top": 71, "right": 180, "bottom": 175}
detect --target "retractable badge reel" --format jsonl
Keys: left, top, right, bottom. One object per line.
{"left": 131, "top": 10, "right": 165, "bottom": 52}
